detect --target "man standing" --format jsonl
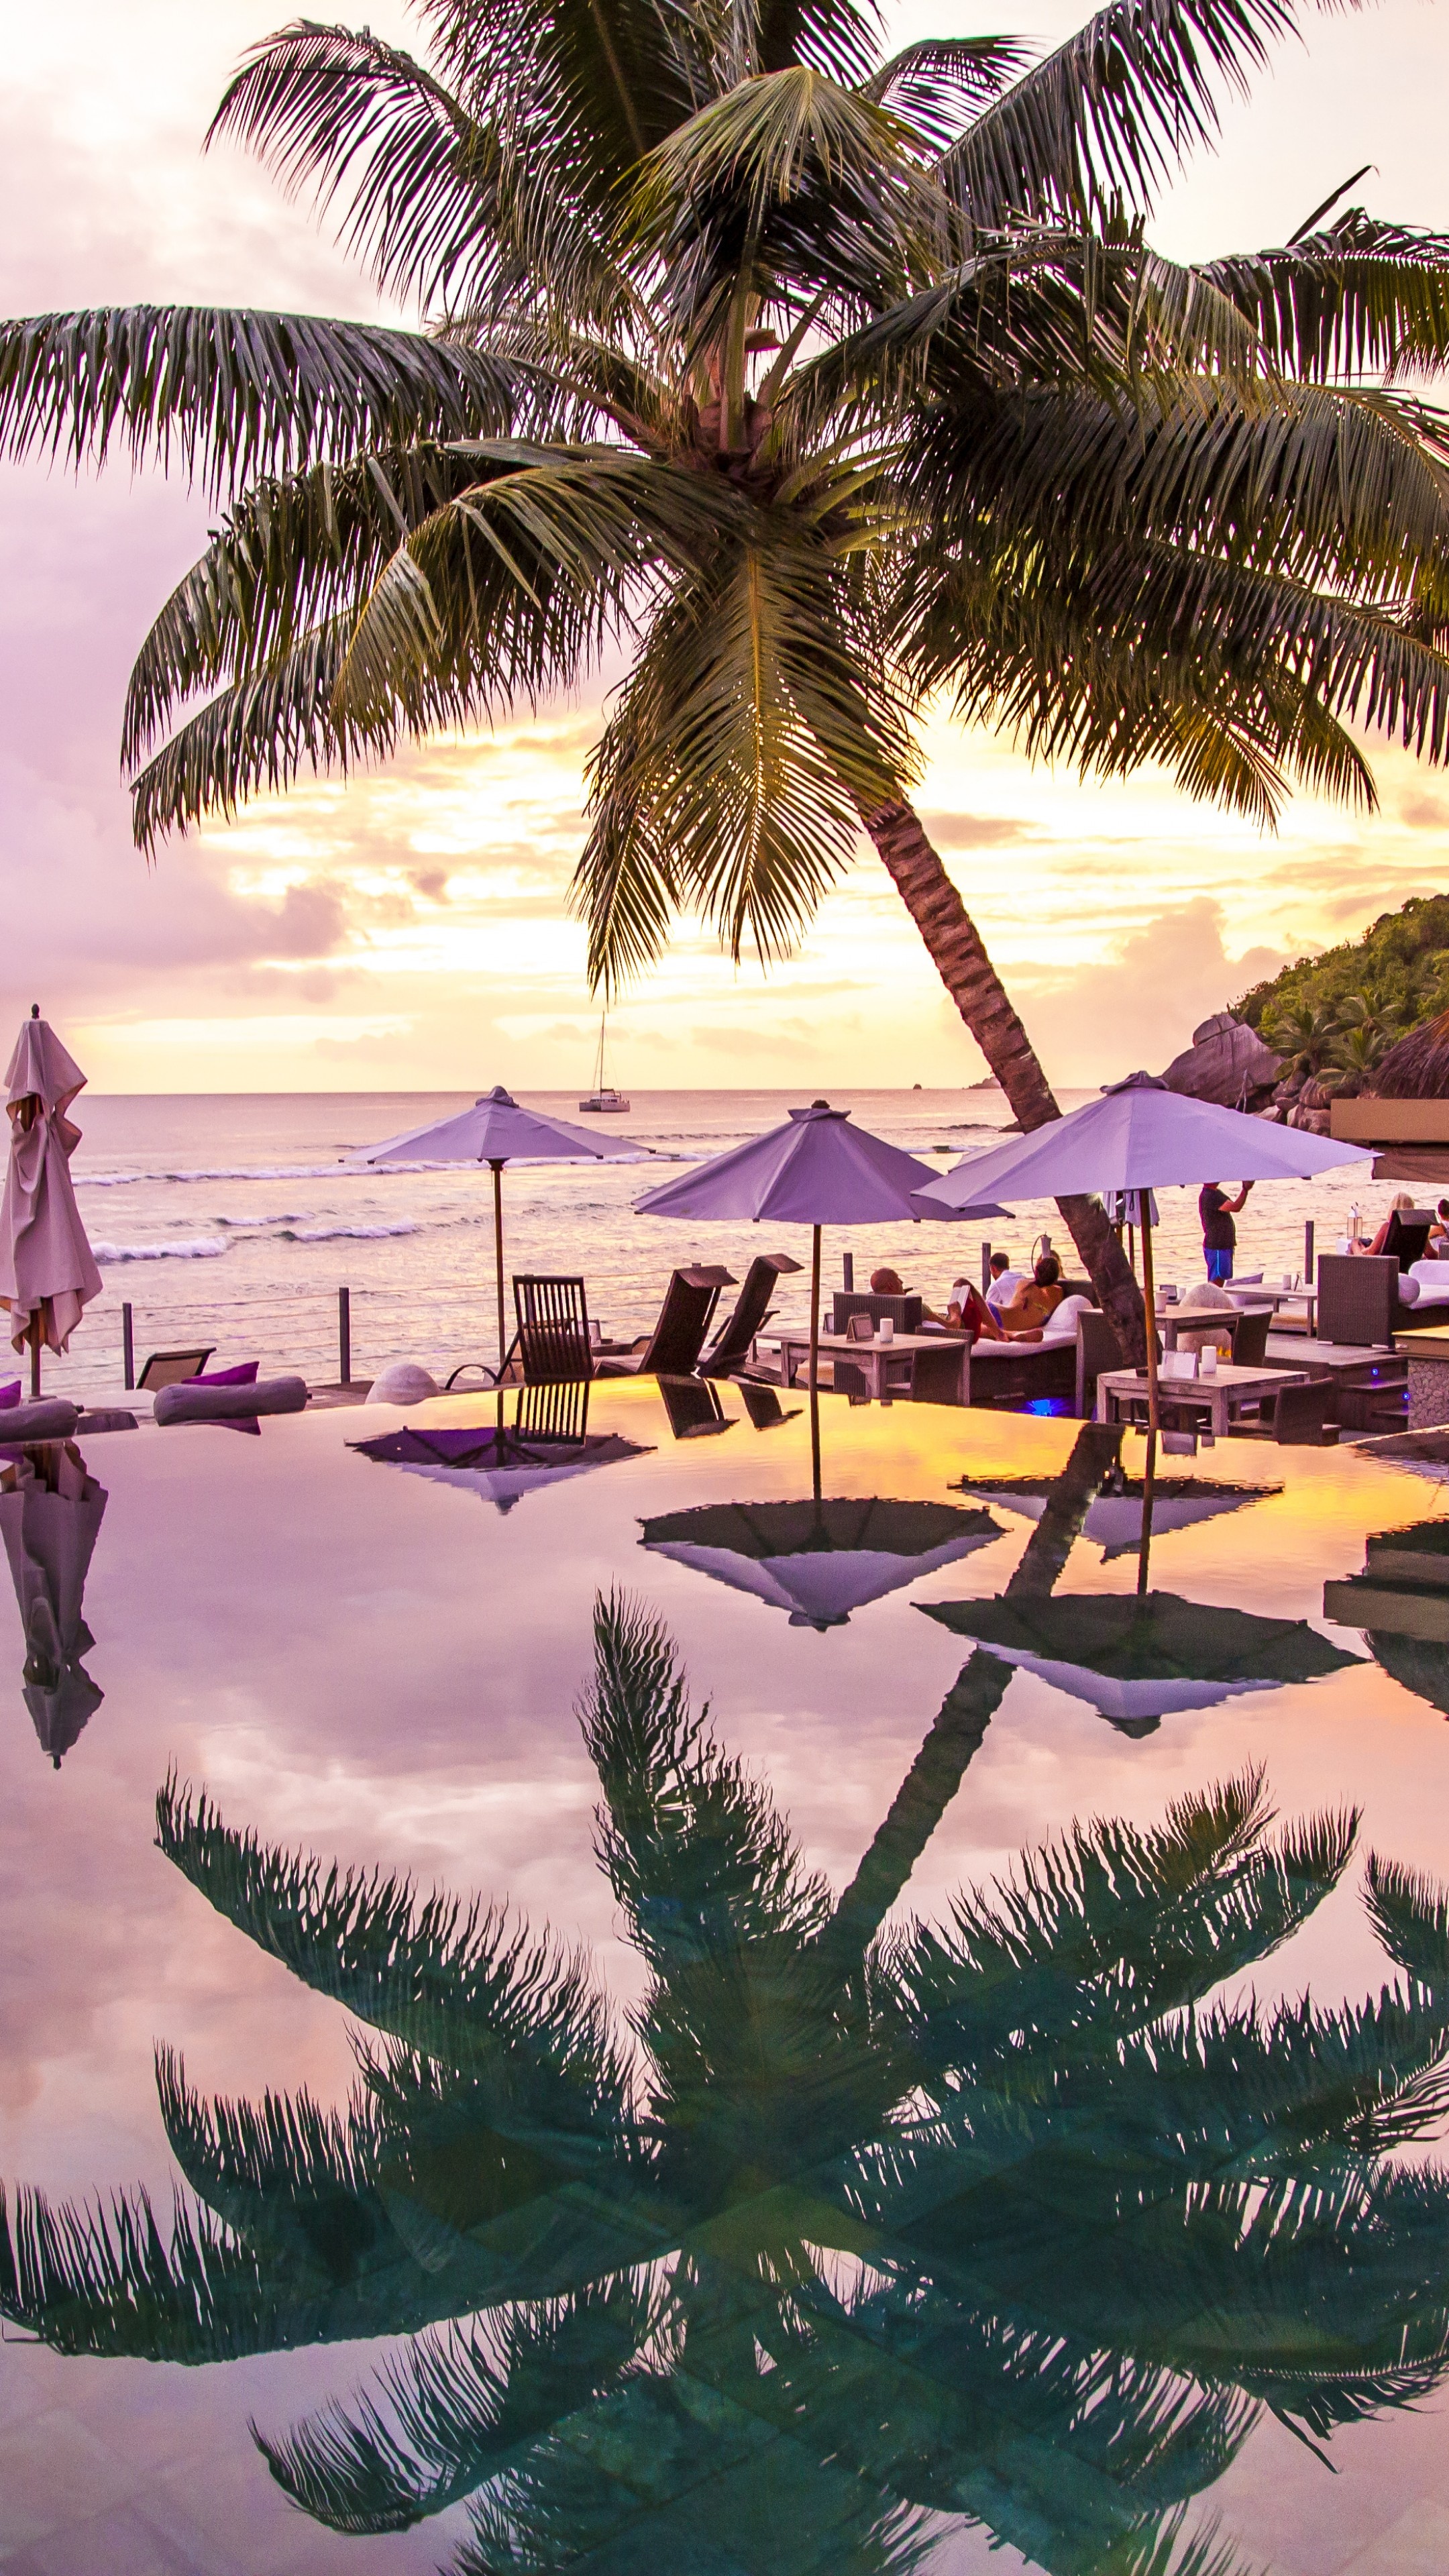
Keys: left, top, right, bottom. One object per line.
{"left": 1199, "top": 1179, "right": 1252, "bottom": 1282}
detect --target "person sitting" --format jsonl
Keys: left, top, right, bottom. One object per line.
{"left": 1430, "top": 1199, "right": 1449, "bottom": 1253}
{"left": 1356, "top": 1190, "right": 1416, "bottom": 1256}
{"left": 996, "top": 1252, "right": 1065, "bottom": 1338}
{"left": 985, "top": 1251, "right": 1022, "bottom": 1314}
{"left": 943, "top": 1277, "right": 1004, "bottom": 1338}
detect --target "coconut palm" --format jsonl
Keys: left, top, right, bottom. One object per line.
{"left": 8, "top": 1, "right": 1449, "bottom": 1345}
{"left": 4, "top": 1584, "right": 1448, "bottom": 2572}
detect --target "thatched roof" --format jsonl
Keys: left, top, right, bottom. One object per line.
{"left": 1374, "top": 1008, "right": 1449, "bottom": 1099}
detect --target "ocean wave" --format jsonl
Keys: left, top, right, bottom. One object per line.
{"left": 93, "top": 1237, "right": 230, "bottom": 1263}
{"left": 76, "top": 1162, "right": 357, "bottom": 1187}
{"left": 281, "top": 1220, "right": 421, "bottom": 1242}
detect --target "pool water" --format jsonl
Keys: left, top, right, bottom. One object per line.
{"left": 0, "top": 1386, "right": 1446, "bottom": 2575}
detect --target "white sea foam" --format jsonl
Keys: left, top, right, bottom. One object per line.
{"left": 93, "top": 1238, "right": 231, "bottom": 1263}
{"left": 76, "top": 1163, "right": 361, "bottom": 1187}
{"left": 282, "top": 1220, "right": 421, "bottom": 1242}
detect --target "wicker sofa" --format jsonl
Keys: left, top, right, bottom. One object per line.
{"left": 1316, "top": 1254, "right": 1420, "bottom": 1346}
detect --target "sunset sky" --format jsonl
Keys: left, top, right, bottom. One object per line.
{"left": 3, "top": 0, "right": 1449, "bottom": 1094}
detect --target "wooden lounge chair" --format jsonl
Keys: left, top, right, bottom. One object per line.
{"left": 594, "top": 1268, "right": 733, "bottom": 1379}
{"left": 698, "top": 1255, "right": 799, "bottom": 1379}
{"left": 739, "top": 1384, "right": 798, "bottom": 1430}
{"left": 136, "top": 1346, "right": 215, "bottom": 1391}
{"left": 447, "top": 1275, "right": 594, "bottom": 1390}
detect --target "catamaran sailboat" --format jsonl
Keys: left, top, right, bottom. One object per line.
{"left": 579, "top": 1016, "right": 630, "bottom": 1112}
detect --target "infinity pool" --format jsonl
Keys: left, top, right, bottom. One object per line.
{"left": 1, "top": 1385, "right": 1446, "bottom": 2575}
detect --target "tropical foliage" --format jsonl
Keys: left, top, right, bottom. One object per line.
{"left": 11, "top": 0, "right": 1449, "bottom": 1339}
{"left": 1236, "top": 893, "right": 1449, "bottom": 1060}
{"left": 4, "top": 1564, "right": 1448, "bottom": 2573}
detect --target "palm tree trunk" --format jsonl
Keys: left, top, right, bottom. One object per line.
{"left": 865, "top": 798, "right": 1146, "bottom": 1363}
{"left": 821, "top": 1424, "right": 1124, "bottom": 1966}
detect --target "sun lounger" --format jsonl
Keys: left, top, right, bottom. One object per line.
{"left": 594, "top": 1268, "right": 733, "bottom": 1379}
{"left": 136, "top": 1346, "right": 216, "bottom": 1391}
{"left": 154, "top": 1376, "right": 307, "bottom": 1425}
{"left": 698, "top": 1256, "right": 798, "bottom": 1378}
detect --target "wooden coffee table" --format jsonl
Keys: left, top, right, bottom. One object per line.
{"left": 770, "top": 1328, "right": 945, "bottom": 1399}
{"left": 1095, "top": 1362, "right": 1309, "bottom": 1438}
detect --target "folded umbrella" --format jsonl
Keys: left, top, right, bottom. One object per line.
{"left": 0, "top": 1442, "right": 107, "bottom": 1766}
{"left": 1, "top": 1010, "right": 103, "bottom": 1396}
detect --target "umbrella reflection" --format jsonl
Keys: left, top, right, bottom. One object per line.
{"left": 956, "top": 1466, "right": 1275, "bottom": 1560}
{"left": 920, "top": 1587, "right": 1360, "bottom": 1731}
{"left": 0, "top": 1441, "right": 106, "bottom": 1766}
{"left": 1325, "top": 1518, "right": 1449, "bottom": 1716}
{"left": 5, "top": 1593, "right": 1447, "bottom": 2575}
{"left": 640, "top": 1494, "right": 1004, "bottom": 1627}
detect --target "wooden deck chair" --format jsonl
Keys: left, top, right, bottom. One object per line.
{"left": 136, "top": 1346, "right": 215, "bottom": 1391}
{"left": 594, "top": 1269, "right": 733, "bottom": 1379}
{"left": 445, "top": 1275, "right": 593, "bottom": 1391}
{"left": 698, "top": 1254, "right": 799, "bottom": 1378}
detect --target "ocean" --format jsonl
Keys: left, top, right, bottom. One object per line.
{"left": 30, "top": 1087, "right": 1383, "bottom": 1395}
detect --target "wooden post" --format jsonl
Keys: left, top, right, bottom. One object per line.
{"left": 1137, "top": 1426, "right": 1158, "bottom": 1600}
{"left": 29, "top": 1316, "right": 41, "bottom": 1402}
{"left": 842, "top": 1251, "right": 854, "bottom": 1291}
{"left": 121, "top": 1301, "right": 134, "bottom": 1391}
{"left": 1304, "top": 1219, "right": 1315, "bottom": 1286}
{"left": 980, "top": 1240, "right": 991, "bottom": 1295}
{"left": 338, "top": 1285, "right": 352, "bottom": 1386}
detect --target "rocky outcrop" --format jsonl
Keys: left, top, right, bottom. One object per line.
{"left": 1158, "top": 1013, "right": 1282, "bottom": 1111}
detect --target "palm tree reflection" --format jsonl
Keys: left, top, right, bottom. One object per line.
{"left": 3, "top": 1513, "right": 1448, "bottom": 2569}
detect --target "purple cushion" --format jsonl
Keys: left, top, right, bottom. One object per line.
{"left": 193, "top": 1360, "right": 260, "bottom": 1387}
{"left": 0, "top": 1380, "right": 19, "bottom": 1409}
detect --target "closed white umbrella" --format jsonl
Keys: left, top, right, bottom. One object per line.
{"left": 0, "top": 1442, "right": 107, "bottom": 1766}
{"left": 1, "top": 1009, "right": 103, "bottom": 1397}
{"left": 357, "top": 1085, "right": 645, "bottom": 1373}
{"left": 914, "top": 1073, "right": 1372, "bottom": 1440}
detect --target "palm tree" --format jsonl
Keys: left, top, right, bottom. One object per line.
{"left": 5, "top": 1587, "right": 1449, "bottom": 2571}
{"left": 7, "top": 1, "right": 1449, "bottom": 1348}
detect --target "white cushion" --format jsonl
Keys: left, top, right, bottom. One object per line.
{"left": 1407, "top": 1261, "right": 1449, "bottom": 1297}
{"left": 1041, "top": 1294, "right": 1094, "bottom": 1341}
{"left": 1397, "top": 1275, "right": 1421, "bottom": 1305}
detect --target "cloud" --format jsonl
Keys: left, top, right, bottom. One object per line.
{"left": 916, "top": 811, "right": 1034, "bottom": 851}
{"left": 1015, "top": 900, "right": 1289, "bottom": 1087}
{"left": 1399, "top": 794, "right": 1449, "bottom": 830}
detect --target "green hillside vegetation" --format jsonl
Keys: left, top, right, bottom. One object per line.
{"left": 1233, "top": 894, "right": 1449, "bottom": 1086}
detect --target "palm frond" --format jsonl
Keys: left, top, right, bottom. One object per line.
{"left": 255, "top": 2276, "right": 653, "bottom": 2532}
{"left": 0, "top": 2178, "right": 284, "bottom": 2363}
{"left": 896, "top": 1770, "right": 1355, "bottom": 2083}
{"left": 128, "top": 614, "right": 375, "bottom": 850}
{"left": 576, "top": 511, "right": 912, "bottom": 992}
{"left": 332, "top": 446, "right": 723, "bottom": 729}
{"left": 941, "top": 0, "right": 1294, "bottom": 231}
{"left": 209, "top": 22, "right": 511, "bottom": 313}
{"left": 1364, "top": 1852, "right": 1449, "bottom": 1986}
{"left": 1203, "top": 208, "right": 1449, "bottom": 382}
{"left": 0, "top": 307, "right": 517, "bottom": 499}
{"left": 862, "top": 38, "right": 1032, "bottom": 148}
{"left": 155, "top": 1772, "right": 633, "bottom": 2141}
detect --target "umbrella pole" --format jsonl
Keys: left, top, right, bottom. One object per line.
{"left": 1138, "top": 1200, "right": 1160, "bottom": 1441}
{"left": 1136, "top": 1426, "right": 1157, "bottom": 1599}
{"left": 490, "top": 1160, "right": 506, "bottom": 1446}
{"left": 809, "top": 1224, "right": 822, "bottom": 1501}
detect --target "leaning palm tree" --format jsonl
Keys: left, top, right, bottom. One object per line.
{"left": 4, "top": 1591, "right": 1449, "bottom": 2571}
{"left": 8, "top": 0, "right": 1449, "bottom": 1342}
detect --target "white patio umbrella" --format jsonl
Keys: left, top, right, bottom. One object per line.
{"left": 1, "top": 1009, "right": 103, "bottom": 1397}
{"left": 913, "top": 1073, "right": 1372, "bottom": 1436}
{"left": 0, "top": 1441, "right": 107, "bottom": 1766}
{"left": 357, "top": 1086, "right": 645, "bottom": 1372}
{"left": 635, "top": 1100, "right": 1007, "bottom": 1412}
